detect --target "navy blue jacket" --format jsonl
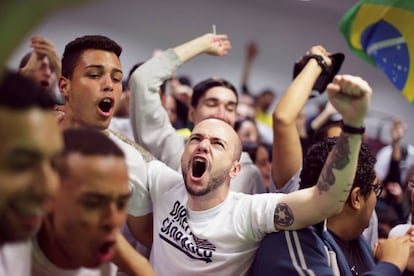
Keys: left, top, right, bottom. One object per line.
{"left": 251, "top": 223, "right": 400, "bottom": 276}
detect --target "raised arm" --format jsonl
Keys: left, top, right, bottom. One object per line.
{"left": 32, "top": 36, "right": 62, "bottom": 79}
{"left": 309, "top": 101, "right": 339, "bottom": 134}
{"left": 274, "top": 75, "right": 372, "bottom": 230}
{"left": 272, "top": 46, "right": 332, "bottom": 189}
{"left": 113, "top": 230, "right": 155, "bottom": 276}
{"left": 240, "top": 41, "right": 258, "bottom": 95}
{"left": 173, "top": 33, "right": 231, "bottom": 63}
{"left": 19, "top": 36, "right": 62, "bottom": 81}
{"left": 130, "top": 33, "right": 231, "bottom": 170}
{"left": 390, "top": 118, "right": 407, "bottom": 163}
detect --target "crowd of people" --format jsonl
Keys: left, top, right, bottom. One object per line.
{"left": 1, "top": 3, "right": 414, "bottom": 275}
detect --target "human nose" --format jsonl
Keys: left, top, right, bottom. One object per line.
{"left": 197, "top": 139, "right": 211, "bottom": 154}
{"left": 101, "top": 203, "right": 126, "bottom": 232}
{"left": 214, "top": 105, "right": 227, "bottom": 120}
{"left": 101, "top": 74, "right": 114, "bottom": 92}
{"left": 43, "top": 66, "right": 52, "bottom": 77}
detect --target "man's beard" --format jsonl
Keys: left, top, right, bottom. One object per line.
{"left": 182, "top": 169, "right": 228, "bottom": 197}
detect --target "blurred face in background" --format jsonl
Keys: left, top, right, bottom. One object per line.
{"left": 236, "top": 120, "right": 259, "bottom": 145}
{"left": 45, "top": 152, "right": 130, "bottom": 267}
{"left": 189, "top": 87, "right": 237, "bottom": 127}
{"left": 161, "top": 94, "right": 178, "bottom": 125}
{"left": 0, "top": 108, "right": 62, "bottom": 244}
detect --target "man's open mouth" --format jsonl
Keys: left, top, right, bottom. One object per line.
{"left": 98, "top": 98, "right": 113, "bottom": 113}
{"left": 40, "top": 80, "right": 50, "bottom": 88}
{"left": 98, "top": 241, "right": 115, "bottom": 254}
{"left": 192, "top": 157, "right": 207, "bottom": 177}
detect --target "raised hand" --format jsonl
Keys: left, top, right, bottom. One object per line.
{"left": 308, "top": 45, "right": 332, "bottom": 67}
{"left": 374, "top": 236, "right": 411, "bottom": 273}
{"left": 246, "top": 41, "right": 258, "bottom": 60}
{"left": 174, "top": 32, "right": 232, "bottom": 64}
{"left": 203, "top": 33, "right": 232, "bottom": 56}
{"left": 391, "top": 118, "right": 408, "bottom": 143}
{"left": 326, "top": 75, "right": 372, "bottom": 128}
{"left": 19, "top": 51, "right": 41, "bottom": 79}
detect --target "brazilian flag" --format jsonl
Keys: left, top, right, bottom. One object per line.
{"left": 340, "top": 0, "right": 414, "bottom": 104}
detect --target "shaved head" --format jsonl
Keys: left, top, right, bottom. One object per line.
{"left": 193, "top": 118, "right": 242, "bottom": 161}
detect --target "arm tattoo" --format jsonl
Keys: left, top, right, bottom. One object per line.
{"left": 318, "top": 134, "right": 351, "bottom": 192}
{"left": 274, "top": 203, "right": 294, "bottom": 227}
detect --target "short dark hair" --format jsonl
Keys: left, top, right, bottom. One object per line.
{"left": 300, "top": 137, "right": 377, "bottom": 201}
{"left": 191, "top": 77, "right": 238, "bottom": 108}
{"left": 62, "top": 127, "right": 124, "bottom": 157}
{"left": 310, "top": 120, "right": 342, "bottom": 146}
{"left": 56, "top": 127, "right": 125, "bottom": 177}
{"left": 243, "top": 142, "right": 272, "bottom": 163}
{"left": 61, "top": 35, "right": 122, "bottom": 78}
{"left": 19, "top": 52, "right": 32, "bottom": 69}
{"left": 0, "top": 70, "right": 55, "bottom": 110}
{"left": 178, "top": 75, "right": 192, "bottom": 87}
{"left": 123, "top": 62, "right": 144, "bottom": 91}
{"left": 234, "top": 118, "right": 257, "bottom": 133}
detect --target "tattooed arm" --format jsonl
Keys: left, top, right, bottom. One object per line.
{"left": 272, "top": 75, "right": 372, "bottom": 230}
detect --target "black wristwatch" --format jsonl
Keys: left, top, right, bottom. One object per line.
{"left": 303, "top": 54, "right": 328, "bottom": 73}
{"left": 341, "top": 122, "right": 365, "bottom": 135}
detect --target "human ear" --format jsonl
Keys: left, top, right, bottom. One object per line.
{"left": 229, "top": 161, "right": 241, "bottom": 178}
{"left": 350, "top": 187, "right": 362, "bottom": 210}
{"left": 58, "top": 76, "right": 70, "bottom": 101}
{"left": 188, "top": 106, "right": 195, "bottom": 123}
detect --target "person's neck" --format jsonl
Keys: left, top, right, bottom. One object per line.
{"left": 60, "top": 116, "right": 81, "bottom": 130}
{"left": 327, "top": 213, "right": 360, "bottom": 241}
{"left": 59, "top": 107, "right": 81, "bottom": 130}
{"left": 59, "top": 109, "right": 109, "bottom": 136}
{"left": 187, "top": 186, "right": 229, "bottom": 211}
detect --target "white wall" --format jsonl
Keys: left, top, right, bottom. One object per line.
{"left": 7, "top": 0, "right": 414, "bottom": 144}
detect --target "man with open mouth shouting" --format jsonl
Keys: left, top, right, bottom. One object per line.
{"left": 54, "top": 35, "right": 155, "bottom": 275}
{"left": 129, "top": 32, "right": 267, "bottom": 197}
{"left": 128, "top": 73, "right": 374, "bottom": 275}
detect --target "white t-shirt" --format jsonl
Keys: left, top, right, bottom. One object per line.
{"left": 388, "top": 223, "right": 411, "bottom": 238}
{"left": 108, "top": 132, "right": 152, "bottom": 217}
{"left": 0, "top": 241, "right": 31, "bottom": 276}
{"left": 109, "top": 118, "right": 134, "bottom": 141}
{"left": 31, "top": 237, "right": 118, "bottom": 276}
{"left": 145, "top": 160, "right": 282, "bottom": 275}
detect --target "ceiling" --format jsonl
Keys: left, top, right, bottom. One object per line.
{"left": 7, "top": 0, "right": 414, "bottom": 143}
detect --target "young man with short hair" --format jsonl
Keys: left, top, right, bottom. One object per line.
{"left": 32, "top": 128, "right": 153, "bottom": 275}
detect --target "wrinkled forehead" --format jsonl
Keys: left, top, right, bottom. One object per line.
{"left": 192, "top": 118, "right": 237, "bottom": 141}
